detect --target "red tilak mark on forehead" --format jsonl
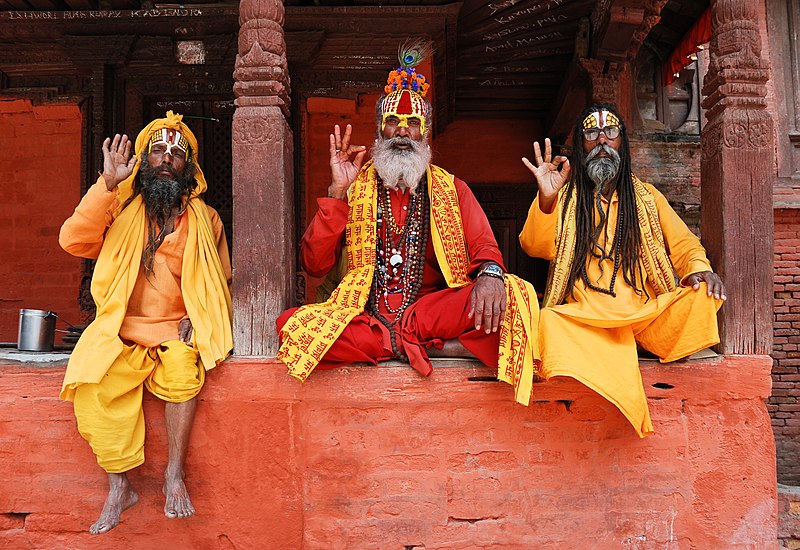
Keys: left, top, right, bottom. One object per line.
{"left": 397, "top": 90, "right": 413, "bottom": 115}
{"left": 598, "top": 111, "right": 606, "bottom": 127}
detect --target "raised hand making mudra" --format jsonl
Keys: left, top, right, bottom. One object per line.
{"left": 276, "top": 40, "right": 541, "bottom": 406}
{"left": 58, "top": 112, "right": 232, "bottom": 534}
{"left": 519, "top": 103, "right": 726, "bottom": 438}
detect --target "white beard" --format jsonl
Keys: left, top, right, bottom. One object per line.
{"left": 371, "top": 135, "right": 431, "bottom": 194}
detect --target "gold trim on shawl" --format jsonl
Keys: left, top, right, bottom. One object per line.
{"left": 277, "top": 162, "right": 378, "bottom": 381}
{"left": 278, "top": 163, "right": 540, "bottom": 406}
{"left": 542, "top": 175, "right": 676, "bottom": 308}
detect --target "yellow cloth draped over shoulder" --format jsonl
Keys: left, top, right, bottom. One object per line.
{"left": 543, "top": 175, "right": 676, "bottom": 308}
{"left": 277, "top": 162, "right": 540, "bottom": 405}
{"left": 60, "top": 111, "right": 233, "bottom": 401}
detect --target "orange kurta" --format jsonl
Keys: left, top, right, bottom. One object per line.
{"left": 60, "top": 179, "right": 231, "bottom": 348}
{"left": 520, "top": 182, "right": 722, "bottom": 436}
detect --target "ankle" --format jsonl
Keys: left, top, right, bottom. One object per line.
{"left": 164, "top": 467, "right": 184, "bottom": 481}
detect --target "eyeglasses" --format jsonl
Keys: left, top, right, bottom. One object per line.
{"left": 582, "top": 125, "right": 620, "bottom": 141}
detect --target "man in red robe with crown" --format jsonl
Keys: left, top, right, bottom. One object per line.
{"left": 275, "top": 42, "right": 540, "bottom": 404}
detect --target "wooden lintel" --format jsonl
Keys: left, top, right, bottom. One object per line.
{"left": 594, "top": 6, "right": 645, "bottom": 61}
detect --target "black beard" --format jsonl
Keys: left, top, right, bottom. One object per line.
{"left": 138, "top": 162, "right": 192, "bottom": 218}
{"left": 136, "top": 162, "right": 194, "bottom": 279}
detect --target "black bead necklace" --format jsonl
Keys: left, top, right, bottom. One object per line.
{"left": 581, "top": 196, "right": 623, "bottom": 297}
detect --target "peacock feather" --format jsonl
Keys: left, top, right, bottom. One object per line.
{"left": 384, "top": 38, "right": 433, "bottom": 97}
{"left": 397, "top": 38, "right": 433, "bottom": 70}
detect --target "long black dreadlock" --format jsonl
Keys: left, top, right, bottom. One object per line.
{"left": 560, "top": 103, "right": 645, "bottom": 299}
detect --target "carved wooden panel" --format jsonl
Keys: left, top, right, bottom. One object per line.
{"left": 767, "top": 0, "right": 800, "bottom": 205}
{"left": 469, "top": 183, "right": 547, "bottom": 294}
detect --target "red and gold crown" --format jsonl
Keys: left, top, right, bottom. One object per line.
{"left": 380, "top": 39, "right": 433, "bottom": 134}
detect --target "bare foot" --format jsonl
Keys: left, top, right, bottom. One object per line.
{"left": 163, "top": 472, "right": 195, "bottom": 519}
{"left": 90, "top": 473, "right": 139, "bottom": 535}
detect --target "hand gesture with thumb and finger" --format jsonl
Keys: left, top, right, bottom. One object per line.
{"left": 521, "top": 138, "right": 570, "bottom": 214}
{"left": 101, "top": 134, "right": 138, "bottom": 192}
{"left": 328, "top": 124, "right": 367, "bottom": 201}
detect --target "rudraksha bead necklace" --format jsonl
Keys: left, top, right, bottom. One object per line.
{"left": 369, "top": 180, "right": 430, "bottom": 358}
{"left": 581, "top": 194, "right": 623, "bottom": 297}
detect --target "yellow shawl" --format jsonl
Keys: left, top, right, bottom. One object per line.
{"left": 278, "top": 162, "right": 540, "bottom": 405}
{"left": 61, "top": 111, "right": 233, "bottom": 401}
{"left": 542, "top": 174, "right": 677, "bottom": 308}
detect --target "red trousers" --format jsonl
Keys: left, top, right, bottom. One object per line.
{"left": 277, "top": 285, "right": 500, "bottom": 376}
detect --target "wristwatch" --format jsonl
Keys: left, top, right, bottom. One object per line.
{"left": 477, "top": 262, "right": 505, "bottom": 281}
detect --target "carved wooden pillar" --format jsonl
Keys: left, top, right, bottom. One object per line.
{"left": 700, "top": 0, "right": 774, "bottom": 354}
{"left": 578, "top": 58, "right": 635, "bottom": 123}
{"left": 233, "top": 0, "right": 293, "bottom": 355}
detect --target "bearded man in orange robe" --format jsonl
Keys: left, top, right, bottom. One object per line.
{"left": 520, "top": 103, "right": 725, "bottom": 437}
{"left": 59, "top": 112, "right": 232, "bottom": 533}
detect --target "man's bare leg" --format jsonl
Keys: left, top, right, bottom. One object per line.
{"left": 90, "top": 472, "right": 139, "bottom": 534}
{"left": 163, "top": 397, "right": 197, "bottom": 518}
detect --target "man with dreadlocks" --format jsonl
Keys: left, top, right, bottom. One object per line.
{"left": 59, "top": 112, "right": 233, "bottom": 533}
{"left": 520, "top": 104, "right": 725, "bottom": 437}
{"left": 277, "top": 42, "right": 539, "bottom": 404}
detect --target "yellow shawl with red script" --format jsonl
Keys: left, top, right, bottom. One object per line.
{"left": 543, "top": 174, "right": 677, "bottom": 308}
{"left": 278, "top": 162, "right": 540, "bottom": 405}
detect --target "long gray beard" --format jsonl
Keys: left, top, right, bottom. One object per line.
{"left": 371, "top": 135, "right": 431, "bottom": 194}
{"left": 585, "top": 143, "right": 621, "bottom": 192}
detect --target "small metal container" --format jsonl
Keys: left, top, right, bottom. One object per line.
{"left": 18, "top": 309, "right": 57, "bottom": 352}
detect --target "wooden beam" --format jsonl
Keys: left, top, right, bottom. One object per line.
{"left": 590, "top": 0, "right": 669, "bottom": 62}
{"left": 233, "top": 0, "right": 293, "bottom": 356}
{"left": 63, "top": 0, "right": 94, "bottom": 9}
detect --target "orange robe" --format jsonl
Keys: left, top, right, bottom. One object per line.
{"left": 60, "top": 180, "right": 231, "bottom": 347}
{"left": 520, "top": 183, "right": 722, "bottom": 437}
{"left": 60, "top": 179, "right": 231, "bottom": 472}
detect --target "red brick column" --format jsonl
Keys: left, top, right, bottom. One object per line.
{"left": 700, "top": 0, "right": 775, "bottom": 354}
{"left": 773, "top": 208, "right": 800, "bottom": 484}
{"left": 232, "top": 0, "right": 293, "bottom": 355}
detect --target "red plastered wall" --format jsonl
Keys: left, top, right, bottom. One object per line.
{"left": 0, "top": 355, "right": 778, "bottom": 548}
{"left": 0, "top": 99, "right": 83, "bottom": 343}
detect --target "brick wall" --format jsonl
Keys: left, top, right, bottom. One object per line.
{"left": 773, "top": 208, "right": 800, "bottom": 485}
{"left": 629, "top": 135, "right": 702, "bottom": 233}
{"left": 0, "top": 99, "right": 83, "bottom": 344}
{"left": 779, "top": 484, "right": 800, "bottom": 549}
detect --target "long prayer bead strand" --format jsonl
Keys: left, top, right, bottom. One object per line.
{"left": 581, "top": 200, "right": 623, "bottom": 297}
{"left": 369, "top": 179, "right": 429, "bottom": 358}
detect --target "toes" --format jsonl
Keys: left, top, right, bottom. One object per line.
{"left": 90, "top": 520, "right": 114, "bottom": 535}
{"left": 165, "top": 498, "right": 195, "bottom": 519}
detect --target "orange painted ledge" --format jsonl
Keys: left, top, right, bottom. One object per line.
{"left": 0, "top": 355, "right": 777, "bottom": 549}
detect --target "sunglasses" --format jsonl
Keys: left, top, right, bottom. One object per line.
{"left": 582, "top": 125, "right": 621, "bottom": 141}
